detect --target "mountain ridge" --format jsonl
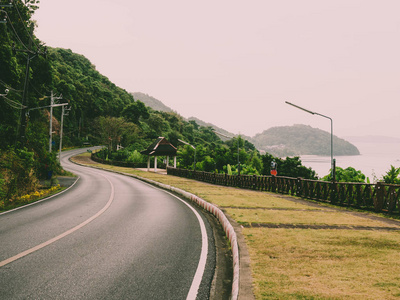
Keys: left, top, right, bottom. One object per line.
{"left": 131, "top": 92, "right": 175, "bottom": 113}
{"left": 131, "top": 92, "right": 360, "bottom": 157}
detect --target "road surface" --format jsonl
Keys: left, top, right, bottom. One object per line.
{"left": 0, "top": 148, "right": 216, "bottom": 299}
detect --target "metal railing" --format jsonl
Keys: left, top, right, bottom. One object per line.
{"left": 167, "top": 167, "right": 400, "bottom": 215}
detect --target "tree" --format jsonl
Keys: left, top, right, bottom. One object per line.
{"left": 122, "top": 100, "right": 149, "bottom": 124}
{"left": 261, "top": 154, "right": 317, "bottom": 179}
{"left": 0, "top": 148, "right": 38, "bottom": 205}
{"left": 177, "top": 145, "right": 196, "bottom": 169}
{"left": 93, "top": 116, "right": 138, "bottom": 153}
{"left": 323, "top": 166, "right": 366, "bottom": 183}
{"left": 146, "top": 112, "right": 170, "bottom": 136}
{"left": 249, "top": 151, "right": 263, "bottom": 173}
{"left": 382, "top": 165, "right": 400, "bottom": 184}
{"left": 202, "top": 156, "right": 216, "bottom": 172}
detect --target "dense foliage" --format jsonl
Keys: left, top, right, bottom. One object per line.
{"left": 322, "top": 166, "right": 366, "bottom": 183}
{"left": 382, "top": 165, "right": 400, "bottom": 184}
{"left": 0, "top": 1, "right": 60, "bottom": 203}
{"left": 4, "top": 1, "right": 380, "bottom": 206}
{"left": 261, "top": 154, "right": 317, "bottom": 179}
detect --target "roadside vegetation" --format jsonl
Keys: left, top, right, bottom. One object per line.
{"left": 73, "top": 153, "right": 400, "bottom": 300}
{"left": 3, "top": 2, "right": 400, "bottom": 299}
{"left": 3, "top": 1, "right": 400, "bottom": 208}
{"left": 0, "top": 184, "right": 63, "bottom": 213}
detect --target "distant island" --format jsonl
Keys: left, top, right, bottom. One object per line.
{"left": 132, "top": 93, "right": 360, "bottom": 157}
{"left": 250, "top": 124, "right": 360, "bottom": 157}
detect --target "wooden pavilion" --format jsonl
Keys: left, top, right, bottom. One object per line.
{"left": 140, "top": 137, "right": 177, "bottom": 172}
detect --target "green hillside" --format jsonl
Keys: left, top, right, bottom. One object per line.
{"left": 136, "top": 95, "right": 359, "bottom": 157}
{"left": 0, "top": 2, "right": 327, "bottom": 205}
{"left": 251, "top": 124, "right": 360, "bottom": 157}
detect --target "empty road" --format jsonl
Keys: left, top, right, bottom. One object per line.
{"left": 0, "top": 148, "right": 216, "bottom": 299}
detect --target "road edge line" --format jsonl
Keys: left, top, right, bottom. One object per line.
{"left": 72, "top": 161, "right": 240, "bottom": 300}
{"left": 0, "top": 176, "right": 80, "bottom": 216}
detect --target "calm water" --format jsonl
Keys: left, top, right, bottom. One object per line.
{"left": 300, "top": 141, "right": 400, "bottom": 181}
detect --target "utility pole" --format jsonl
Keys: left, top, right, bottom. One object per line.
{"left": 13, "top": 24, "right": 47, "bottom": 145}
{"left": 59, "top": 105, "right": 70, "bottom": 162}
{"left": 49, "top": 91, "right": 53, "bottom": 152}
{"left": 49, "top": 91, "right": 63, "bottom": 152}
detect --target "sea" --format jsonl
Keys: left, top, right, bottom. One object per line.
{"left": 299, "top": 139, "right": 400, "bottom": 182}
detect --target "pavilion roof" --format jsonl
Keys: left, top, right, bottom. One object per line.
{"left": 140, "top": 137, "right": 177, "bottom": 156}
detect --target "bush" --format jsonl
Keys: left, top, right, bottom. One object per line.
{"left": 323, "top": 166, "right": 366, "bottom": 183}
{"left": 0, "top": 148, "right": 38, "bottom": 204}
{"left": 382, "top": 165, "right": 400, "bottom": 184}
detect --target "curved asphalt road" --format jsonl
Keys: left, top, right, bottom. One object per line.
{"left": 0, "top": 148, "right": 216, "bottom": 299}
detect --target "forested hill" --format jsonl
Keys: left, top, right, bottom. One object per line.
{"left": 0, "top": 2, "right": 317, "bottom": 205}
{"left": 188, "top": 117, "right": 240, "bottom": 141}
{"left": 48, "top": 48, "right": 136, "bottom": 126}
{"left": 131, "top": 92, "right": 174, "bottom": 113}
{"left": 138, "top": 94, "right": 359, "bottom": 157}
{"left": 251, "top": 125, "right": 360, "bottom": 157}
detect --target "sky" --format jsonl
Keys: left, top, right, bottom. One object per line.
{"left": 33, "top": 0, "right": 400, "bottom": 139}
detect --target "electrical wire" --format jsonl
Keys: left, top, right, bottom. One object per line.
{"left": 2, "top": 96, "right": 27, "bottom": 109}
{"left": 0, "top": 79, "right": 22, "bottom": 93}
{"left": 2, "top": 10, "right": 31, "bottom": 52}
{"left": 28, "top": 81, "right": 47, "bottom": 99}
{"left": 13, "top": 0, "right": 40, "bottom": 52}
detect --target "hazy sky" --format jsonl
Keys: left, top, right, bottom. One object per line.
{"left": 34, "top": 0, "right": 400, "bottom": 138}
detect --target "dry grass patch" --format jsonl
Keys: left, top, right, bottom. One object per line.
{"left": 76, "top": 158, "right": 313, "bottom": 209}
{"left": 73, "top": 155, "right": 400, "bottom": 299}
{"left": 245, "top": 228, "right": 400, "bottom": 300}
{"left": 197, "top": 190, "right": 317, "bottom": 209}
{"left": 226, "top": 208, "right": 400, "bottom": 228}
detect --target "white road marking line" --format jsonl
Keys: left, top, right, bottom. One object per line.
{"left": 142, "top": 182, "right": 209, "bottom": 300}
{"left": 182, "top": 199, "right": 208, "bottom": 300}
{"left": 0, "top": 172, "right": 115, "bottom": 268}
{"left": 0, "top": 177, "right": 81, "bottom": 216}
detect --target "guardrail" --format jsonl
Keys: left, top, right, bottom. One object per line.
{"left": 167, "top": 167, "right": 400, "bottom": 215}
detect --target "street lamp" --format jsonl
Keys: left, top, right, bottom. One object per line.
{"left": 285, "top": 101, "right": 335, "bottom": 181}
{"left": 178, "top": 139, "right": 196, "bottom": 171}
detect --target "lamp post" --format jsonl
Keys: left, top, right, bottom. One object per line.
{"left": 285, "top": 101, "right": 335, "bottom": 181}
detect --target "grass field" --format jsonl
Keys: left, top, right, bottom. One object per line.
{"left": 73, "top": 154, "right": 400, "bottom": 299}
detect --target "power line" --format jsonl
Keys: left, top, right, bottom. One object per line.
{"left": 13, "top": 0, "right": 40, "bottom": 52}
{"left": 0, "top": 89, "right": 26, "bottom": 109}
{"left": 28, "top": 81, "right": 47, "bottom": 98}
{"left": 3, "top": 96, "right": 27, "bottom": 109}
{"left": 1, "top": 10, "right": 31, "bottom": 52}
{"left": 0, "top": 79, "right": 22, "bottom": 93}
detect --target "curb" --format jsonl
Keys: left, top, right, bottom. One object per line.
{"left": 112, "top": 171, "right": 241, "bottom": 300}
{"left": 72, "top": 159, "right": 241, "bottom": 300}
